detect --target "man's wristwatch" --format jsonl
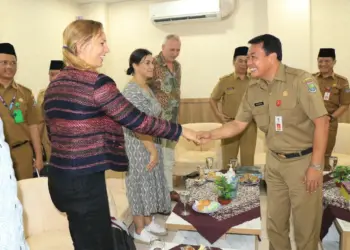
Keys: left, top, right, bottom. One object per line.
{"left": 327, "top": 114, "right": 335, "bottom": 122}
{"left": 309, "top": 164, "right": 322, "bottom": 171}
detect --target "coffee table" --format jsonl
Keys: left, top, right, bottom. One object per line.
{"left": 335, "top": 219, "right": 350, "bottom": 250}
{"left": 165, "top": 242, "right": 236, "bottom": 249}
{"left": 166, "top": 212, "right": 261, "bottom": 250}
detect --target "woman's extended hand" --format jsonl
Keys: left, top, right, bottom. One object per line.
{"left": 181, "top": 127, "right": 200, "bottom": 144}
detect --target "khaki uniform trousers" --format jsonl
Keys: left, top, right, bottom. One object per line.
{"left": 222, "top": 121, "right": 257, "bottom": 169}
{"left": 324, "top": 119, "right": 338, "bottom": 171}
{"left": 265, "top": 150, "right": 322, "bottom": 250}
{"left": 11, "top": 142, "right": 34, "bottom": 180}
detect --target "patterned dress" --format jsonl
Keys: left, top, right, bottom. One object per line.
{"left": 123, "top": 82, "right": 171, "bottom": 216}
{"left": 0, "top": 118, "right": 29, "bottom": 250}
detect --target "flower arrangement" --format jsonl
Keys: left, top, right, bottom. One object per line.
{"left": 332, "top": 166, "right": 350, "bottom": 187}
{"left": 214, "top": 176, "right": 234, "bottom": 205}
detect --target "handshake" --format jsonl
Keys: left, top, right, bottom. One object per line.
{"left": 182, "top": 127, "right": 213, "bottom": 145}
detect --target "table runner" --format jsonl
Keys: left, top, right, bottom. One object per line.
{"left": 172, "top": 179, "right": 261, "bottom": 243}
{"left": 321, "top": 174, "right": 350, "bottom": 239}
{"left": 169, "top": 244, "right": 221, "bottom": 250}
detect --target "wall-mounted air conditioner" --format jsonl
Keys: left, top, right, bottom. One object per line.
{"left": 149, "top": 0, "right": 235, "bottom": 25}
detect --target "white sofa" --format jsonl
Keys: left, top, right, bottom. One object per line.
{"left": 331, "top": 122, "right": 350, "bottom": 165}
{"left": 18, "top": 171, "right": 131, "bottom": 250}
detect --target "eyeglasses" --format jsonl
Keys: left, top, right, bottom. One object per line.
{"left": 0, "top": 60, "right": 17, "bottom": 67}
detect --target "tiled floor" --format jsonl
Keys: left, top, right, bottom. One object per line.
{"left": 134, "top": 179, "right": 340, "bottom": 250}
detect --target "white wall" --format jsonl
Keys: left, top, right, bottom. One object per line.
{"left": 1, "top": 0, "right": 349, "bottom": 98}
{"left": 106, "top": 0, "right": 264, "bottom": 98}
{"left": 310, "top": 0, "right": 350, "bottom": 77}
{"left": 0, "top": 0, "right": 79, "bottom": 96}
{"left": 105, "top": 0, "right": 350, "bottom": 98}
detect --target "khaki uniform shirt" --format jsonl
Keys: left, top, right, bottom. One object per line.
{"left": 236, "top": 64, "right": 327, "bottom": 153}
{"left": 0, "top": 81, "right": 40, "bottom": 147}
{"left": 211, "top": 73, "right": 250, "bottom": 119}
{"left": 313, "top": 72, "right": 350, "bottom": 113}
{"left": 37, "top": 89, "right": 46, "bottom": 108}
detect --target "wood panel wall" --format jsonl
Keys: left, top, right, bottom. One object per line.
{"left": 179, "top": 98, "right": 350, "bottom": 124}
{"left": 178, "top": 98, "right": 220, "bottom": 124}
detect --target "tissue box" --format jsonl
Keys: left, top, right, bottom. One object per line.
{"left": 340, "top": 181, "right": 350, "bottom": 201}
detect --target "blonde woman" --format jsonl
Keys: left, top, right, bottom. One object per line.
{"left": 43, "top": 19, "right": 198, "bottom": 250}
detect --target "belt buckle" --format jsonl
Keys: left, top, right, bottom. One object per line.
{"left": 277, "top": 153, "right": 287, "bottom": 159}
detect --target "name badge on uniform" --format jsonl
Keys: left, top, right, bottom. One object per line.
{"left": 13, "top": 109, "right": 24, "bottom": 124}
{"left": 324, "top": 92, "right": 330, "bottom": 101}
{"left": 275, "top": 116, "right": 283, "bottom": 132}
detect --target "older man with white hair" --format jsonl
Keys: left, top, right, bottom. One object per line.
{"left": 150, "top": 34, "right": 182, "bottom": 202}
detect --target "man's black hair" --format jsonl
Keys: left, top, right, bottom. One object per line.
{"left": 248, "top": 34, "right": 282, "bottom": 61}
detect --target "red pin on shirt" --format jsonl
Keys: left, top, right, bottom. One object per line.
{"left": 276, "top": 100, "right": 281, "bottom": 107}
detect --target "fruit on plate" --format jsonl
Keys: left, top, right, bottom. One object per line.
{"left": 207, "top": 171, "right": 217, "bottom": 178}
{"left": 195, "top": 200, "right": 220, "bottom": 213}
{"left": 184, "top": 246, "right": 195, "bottom": 250}
{"left": 239, "top": 173, "right": 259, "bottom": 184}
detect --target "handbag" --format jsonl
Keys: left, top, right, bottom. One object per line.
{"left": 111, "top": 217, "right": 136, "bottom": 250}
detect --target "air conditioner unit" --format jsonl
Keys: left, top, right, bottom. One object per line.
{"left": 149, "top": 0, "right": 234, "bottom": 25}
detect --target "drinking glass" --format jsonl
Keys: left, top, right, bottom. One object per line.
{"left": 329, "top": 156, "right": 338, "bottom": 171}
{"left": 179, "top": 190, "right": 190, "bottom": 216}
{"left": 197, "top": 165, "right": 205, "bottom": 179}
{"left": 149, "top": 239, "right": 165, "bottom": 250}
{"left": 206, "top": 157, "right": 214, "bottom": 170}
{"left": 229, "top": 158, "right": 238, "bottom": 169}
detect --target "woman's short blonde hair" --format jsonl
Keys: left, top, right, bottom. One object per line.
{"left": 62, "top": 19, "right": 103, "bottom": 71}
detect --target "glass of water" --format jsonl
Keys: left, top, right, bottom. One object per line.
{"left": 229, "top": 158, "right": 239, "bottom": 169}
{"left": 206, "top": 157, "right": 214, "bottom": 170}
{"left": 329, "top": 156, "right": 338, "bottom": 171}
{"left": 179, "top": 190, "right": 190, "bottom": 216}
{"left": 149, "top": 239, "right": 165, "bottom": 250}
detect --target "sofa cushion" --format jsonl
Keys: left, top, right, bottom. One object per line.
{"left": 332, "top": 153, "right": 350, "bottom": 166}
{"left": 27, "top": 230, "right": 73, "bottom": 250}
{"left": 106, "top": 178, "right": 132, "bottom": 227}
{"left": 18, "top": 178, "right": 69, "bottom": 238}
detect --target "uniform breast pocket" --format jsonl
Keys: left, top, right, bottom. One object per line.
{"left": 330, "top": 87, "right": 340, "bottom": 100}
{"left": 224, "top": 88, "right": 235, "bottom": 95}
{"left": 279, "top": 97, "right": 298, "bottom": 124}
{"left": 252, "top": 107, "right": 269, "bottom": 133}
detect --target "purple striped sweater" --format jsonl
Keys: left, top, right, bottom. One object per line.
{"left": 43, "top": 67, "right": 182, "bottom": 175}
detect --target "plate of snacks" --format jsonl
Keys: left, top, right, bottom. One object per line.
{"left": 238, "top": 173, "right": 260, "bottom": 186}
{"left": 181, "top": 246, "right": 195, "bottom": 250}
{"left": 205, "top": 171, "right": 223, "bottom": 182}
{"left": 192, "top": 200, "right": 221, "bottom": 214}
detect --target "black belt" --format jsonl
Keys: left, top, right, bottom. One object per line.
{"left": 12, "top": 140, "right": 29, "bottom": 149}
{"left": 274, "top": 147, "right": 313, "bottom": 159}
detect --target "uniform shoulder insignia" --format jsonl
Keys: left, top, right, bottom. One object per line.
{"left": 335, "top": 73, "right": 348, "bottom": 81}
{"left": 17, "top": 83, "right": 32, "bottom": 94}
{"left": 219, "top": 73, "right": 233, "bottom": 80}
{"left": 302, "top": 77, "right": 317, "bottom": 93}
{"left": 284, "top": 65, "right": 302, "bottom": 76}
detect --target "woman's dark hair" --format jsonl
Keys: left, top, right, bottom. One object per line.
{"left": 126, "top": 48, "right": 152, "bottom": 75}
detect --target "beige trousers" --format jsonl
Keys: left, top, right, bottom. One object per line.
{"left": 265, "top": 150, "right": 323, "bottom": 250}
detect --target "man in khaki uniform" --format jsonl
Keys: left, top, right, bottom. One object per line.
{"left": 198, "top": 34, "right": 329, "bottom": 250}
{"left": 0, "top": 43, "right": 43, "bottom": 180}
{"left": 313, "top": 48, "right": 350, "bottom": 170}
{"left": 210, "top": 46, "right": 257, "bottom": 168}
{"left": 37, "top": 60, "right": 64, "bottom": 161}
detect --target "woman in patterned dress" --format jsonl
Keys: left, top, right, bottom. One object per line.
{"left": 0, "top": 117, "right": 29, "bottom": 250}
{"left": 123, "top": 49, "right": 171, "bottom": 244}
